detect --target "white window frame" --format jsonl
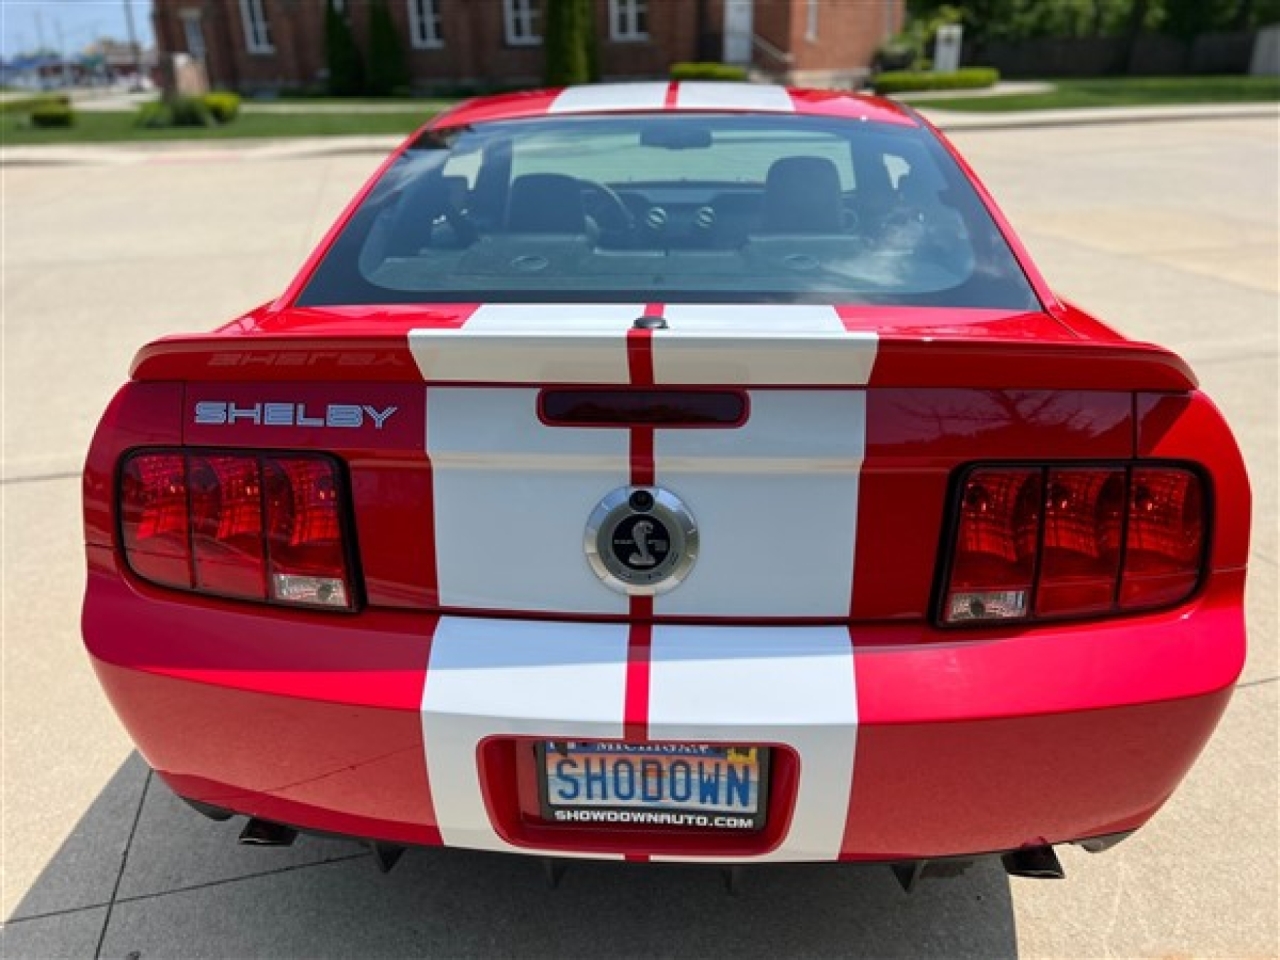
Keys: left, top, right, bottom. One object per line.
{"left": 408, "top": 0, "right": 444, "bottom": 49}
{"left": 805, "top": 0, "right": 819, "bottom": 42}
{"left": 504, "top": 0, "right": 542, "bottom": 47}
{"left": 238, "top": 0, "right": 273, "bottom": 54}
{"left": 609, "top": 0, "right": 648, "bottom": 42}
{"left": 179, "top": 9, "right": 206, "bottom": 59}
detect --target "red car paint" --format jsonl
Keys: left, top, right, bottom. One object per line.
{"left": 83, "top": 85, "right": 1249, "bottom": 868}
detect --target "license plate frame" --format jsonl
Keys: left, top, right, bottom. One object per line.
{"left": 537, "top": 741, "right": 770, "bottom": 832}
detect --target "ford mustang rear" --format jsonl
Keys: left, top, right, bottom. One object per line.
{"left": 82, "top": 83, "right": 1249, "bottom": 886}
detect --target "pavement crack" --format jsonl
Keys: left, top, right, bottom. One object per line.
{"left": 111, "top": 852, "right": 370, "bottom": 908}
{"left": 4, "top": 853, "right": 369, "bottom": 928}
{"left": 93, "top": 768, "right": 151, "bottom": 960}
{"left": 3, "top": 901, "right": 113, "bottom": 925}
{"left": 1237, "top": 675, "right": 1278, "bottom": 690}
{"left": 0, "top": 470, "right": 81, "bottom": 486}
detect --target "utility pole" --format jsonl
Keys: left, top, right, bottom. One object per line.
{"left": 123, "top": 0, "right": 143, "bottom": 90}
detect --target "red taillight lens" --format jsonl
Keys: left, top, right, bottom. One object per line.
{"left": 1120, "top": 467, "right": 1204, "bottom": 611}
{"left": 1035, "top": 467, "right": 1125, "bottom": 617}
{"left": 945, "top": 468, "right": 1041, "bottom": 622}
{"left": 120, "top": 453, "right": 192, "bottom": 589}
{"left": 264, "top": 456, "right": 350, "bottom": 609}
{"left": 119, "top": 450, "right": 353, "bottom": 610}
{"left": 942, "top": 463, "right": 1206, "bottom": 625}
{"left": 190, "top": 454, "right": 266, "bottom": 600}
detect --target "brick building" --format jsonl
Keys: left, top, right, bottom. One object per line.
{"left": 152, "top": 0, "right": 903, "bottom": 94}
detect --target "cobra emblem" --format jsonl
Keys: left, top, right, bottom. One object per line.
{"left": 629, "top": 520, "right": 656, "bottom": 567}
{"left": 585, "top": 486, "right": 698, "bottom": 596}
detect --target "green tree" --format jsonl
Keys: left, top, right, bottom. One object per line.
{"left": 325, "top": 0, "right": 365, "bottom": 96}
{"left": 544, "top": 0, "right": 596, "bottom": 86}
{"left": 1158, "top": 0, "right": 1236, "bottom": 38}
{"left": 366, "top": 0, "right": 410, "bottom": 96}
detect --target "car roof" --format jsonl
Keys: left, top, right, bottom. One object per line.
{"left": 429, "top": 81, "right": 920, "bottom": 131}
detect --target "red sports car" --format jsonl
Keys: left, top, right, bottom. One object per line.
{"left": 82, "top": 83, "right": 1250, "bottom": 887}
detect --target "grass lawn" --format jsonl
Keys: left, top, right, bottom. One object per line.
{"left": 918, "top": 75, "right": 1280, "bottom": 111}
{"left": 1, "top": 108, "right": 441, "bottom": 146}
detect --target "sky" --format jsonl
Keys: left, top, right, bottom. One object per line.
{"left": 0, "top": 0, "right": 155, "bottom": 58}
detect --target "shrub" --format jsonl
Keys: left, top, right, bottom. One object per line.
{"left": 0, "top": 94, "right": 71, "bottom": 116}
{"left": 872, "top": 67, "right": 1000, "bottom": 95}
{"left": 366, "top": 0, "right": 410, "bottom": 96}
{"left": 136, "top": 101, "right": 170, "bottom": 128}
{"left": 168, "top": 95, "right": 214, "bottom": 126}
{"left": 135, "top": 96, "right": 216, "bottom": 129}
{"left": 872, "top": 38, "right": 917, "bottom": 73}
{"left": 29, "top": 103, "right": 74, "bottom": 128}
{"left": 203, "top": 92, "right": 241, "bottom": 123}
{"left": 669, "top": 62, "right": 748, "bottom": 82}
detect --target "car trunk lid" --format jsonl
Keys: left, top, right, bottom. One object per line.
{"left": 134, "top": 303, "right": 1188, "bottom": 621}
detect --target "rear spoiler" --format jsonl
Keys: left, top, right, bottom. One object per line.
{"left": 132, "top": 331, "right": 1196, "bottom": 392}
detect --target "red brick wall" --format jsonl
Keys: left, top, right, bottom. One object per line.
{"left": 152, "top": 0, "right": 895, "bottom": 93}
{"left": 788, "top": 0, "right": 898, "bottom": 76}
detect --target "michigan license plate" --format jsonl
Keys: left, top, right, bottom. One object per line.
{"left": 538, "top": 741, "right": 768, "bottom": 831}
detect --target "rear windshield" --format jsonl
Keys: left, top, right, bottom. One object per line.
{"left": 298, "top": 113, "right": 1040, "bottom": 309}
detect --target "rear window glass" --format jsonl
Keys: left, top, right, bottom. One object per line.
{"left": 298, "top": 114, "right": 1039, "bottom": 310}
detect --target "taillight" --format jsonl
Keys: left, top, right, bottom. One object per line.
{"left": 120, "top": 453, "right": 191, "bottom": 589}
{"left": 945, "top": 467, "right": 1041, "bottom": 622}
{"left": 119, "top": 450, "right": 354, "bottom": 610}
{"left": 1120, "top": 468, "right": 1204, "bottom": 611}
{"left": 942, "top": 463, "right": 1206, "bottom": 625}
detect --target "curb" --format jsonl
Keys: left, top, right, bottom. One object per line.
{"left": 920, "top": 102, "right": 1278, "bottom": 133}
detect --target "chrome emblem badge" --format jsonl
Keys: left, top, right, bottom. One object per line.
{"left": 585, "top": 486, "right": 698, "bottom": 595}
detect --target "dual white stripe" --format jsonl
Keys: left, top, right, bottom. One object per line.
{"left": 417, "top": 302, "right": 868, "bottom": 861}
{"left": 546, "top": 81, "right": 797, "bottom": 115}
{"left": 426, "top": 384, "right": 866, "bottom": 617}
{"left": 419, "top": 305, "right": 874, "bottom": 617}
{"left": 409, "top": 304, "right": 877, "bottom": 385}
{"left": 420, "top": 617, "right": 857, "bottom": 861}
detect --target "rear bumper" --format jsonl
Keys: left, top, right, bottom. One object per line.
{"left": 84, "top": 545, "right": 1245, "bottom": 863}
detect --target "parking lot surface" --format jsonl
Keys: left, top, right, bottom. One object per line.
{"left": 2, "top": 113, "right": 1276, "bottom": 959}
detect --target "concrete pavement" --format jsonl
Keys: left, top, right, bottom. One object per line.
{"left": 1, "top": 113, "right": 1276, "bottom": 958}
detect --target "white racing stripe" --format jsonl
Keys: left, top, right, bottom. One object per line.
{"left": 408, "top": 304, "right": 878, "bottom": 386}
{"left": 549, "top": 82, "right": 671, "bottom": 113}
{"left": 675, "top": 82, "right": 796, "bottom": 113}
{"left": 648, "top": 625, "right": 857, "bottom": 862}
{"left": 409, "top": 304, "right": 641, "bottom": 384}
{"left": 654, "top": 305, "right": 877, "bottom": 385}
{"left": 428, "top": 386, "right": 629, "bottom": 615}
{"left": 420, "top": 618, "right": 859, "bottom": 862}
{"left": 654, "top": 389, "right": 866, "bottom": 618}
{"left": 421, "top": 616, "right": 629, "bottom": 857}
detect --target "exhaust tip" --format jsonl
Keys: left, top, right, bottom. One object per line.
{"left": 238, "top": 818, "right": 298, "bottom": 847}
{"left": 1002, "top": 845, "right": 1065, "bottom": 880}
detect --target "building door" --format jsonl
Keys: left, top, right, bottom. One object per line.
{"left": 723, "top": 0, "right": 752, "bottom": 65}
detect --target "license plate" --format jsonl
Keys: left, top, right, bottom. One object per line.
{"left": 538, "top": 741, "right": 769, "bottom": 831}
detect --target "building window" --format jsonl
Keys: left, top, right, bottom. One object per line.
{"left": 239, "top": 0, "right": 273, "bottom": 53}
{"left": 610, "top": 0, "right": 648, "bottom": 42}
{"left": 179, "top": 10, "right": 206, "bottom": 59}
{"left": 805, "top": 0, "right": 818, "bottom": 42}
{"left": 504, "top": 0, "right": 541, "bottom": 46}
{"left": 408, "top": 0, "right": 444, "bottom": 49}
